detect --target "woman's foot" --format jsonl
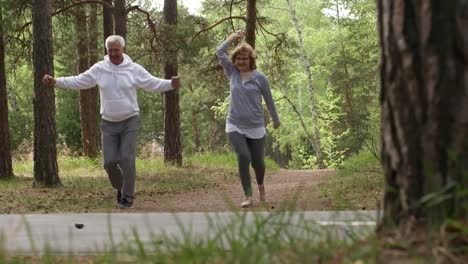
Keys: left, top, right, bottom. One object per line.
{"left": 258, "top": 184, "right": 266, "bottom": 202}
{"left": 241, "top": 196, "right": 253, "bottom": 208}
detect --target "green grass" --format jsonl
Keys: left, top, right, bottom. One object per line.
{"left": 0, "top": 209, "right": 381, "bottom": 264}
{"left": 318, "top": 150, "right": 384, "bottom": 210}
{"left": 3, "top": 209, "right": 458, "bottom": 263}
{"left": 1, "top": 210, "right": 465, "bottom": 263}
{"left": 185, "top": 152, "right": 279, "bottom": 171}
{"left": 4, "top": 152, "right": 278, "bottom": 214}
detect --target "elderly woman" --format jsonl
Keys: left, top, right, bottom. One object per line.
{"left": 216, "top": 31, "right": 280, "bottom": 208}
{"left": 42, "top": 35, "right": 180, "bottom": 209}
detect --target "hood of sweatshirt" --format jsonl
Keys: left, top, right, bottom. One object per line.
{"left": 103, "top": 53, "right": 133, "bottom": 68}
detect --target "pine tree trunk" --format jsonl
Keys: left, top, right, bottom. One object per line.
{"left": 163, "top": 0, "right": 182, "bottom": 166}
{"left": 75, "top": 6, "right": 99, "bottom": 158}
{"left": 378, "top": 0, "right": 468, "bottom": 228}
{"left": 32, "top": 0, "right": 61, "bottom": 186}
{"left": 245, "top": 0, "right": 256, "bottom": 48}
{"left": 88, "top": 4, "right": 100, "bottom": 152}
{"left": 103, "top": 0, "right": 114, "bottom": 54}
{"left": 0, "top": 4, "right": 13, "bottom": 178}
{"left": 114, "top": 0, "right": 126, "bottom": 39}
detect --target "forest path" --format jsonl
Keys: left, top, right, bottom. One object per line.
{"left": 125, "top": 169, "right": 335, "bottom": 212}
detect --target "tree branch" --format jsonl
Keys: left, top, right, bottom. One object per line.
{"left": 126, "top": 5, "right": 156, "bottom": 34}
{"left": 10, "top": 0, "right": 114, "bottom": 44}
{"left": 192, "top": 16, "right": 246, "bottom": 40}
{"left": 229, "top": 0, "right": 236, "bottom": 32}
{"left": 256, "top": 17, "right": 286, "bottom": 55}
{"left": 125, "top": 5, "right": 159, "bottom": 57}
{"left": 277, "top": 95, "right": 315, "bottom": 148}
{"left": 52, "top": 0, "right": 114, "bottom": 17}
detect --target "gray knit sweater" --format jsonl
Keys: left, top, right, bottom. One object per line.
{"left": 216, "top": 41, "right": 280, "bottom": 129}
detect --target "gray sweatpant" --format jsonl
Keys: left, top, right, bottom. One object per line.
{"left": 100, "top": 115, "right": 140, "bottom": 202}
{"left": 227, "top": 132, "right": 266, "bottom": 197}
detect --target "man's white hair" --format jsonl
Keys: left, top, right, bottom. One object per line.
{"left": 105, "top": 35, "right": 125, "bottom": 49}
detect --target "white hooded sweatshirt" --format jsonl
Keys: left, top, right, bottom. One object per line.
{"left": 55, "top": 54, "right": 173, "bottom": 122}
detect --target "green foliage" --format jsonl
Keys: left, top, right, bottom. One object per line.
{"left": 55, "top": 89, "right": 81, "bottom": 151}
{"left": 7, "top": 65, "right": 34, "bottom": 151}
{"left": 318, "top": 88, "right": 350, "bottom": 168}
{"left": 185, "top": 151, "right": 279, "bottom": 171}
{"left": 319, "top": 148, "right": 383, "bottom": 210}
{"left": 4, "top": 0, "right": 380, "bottom": 170}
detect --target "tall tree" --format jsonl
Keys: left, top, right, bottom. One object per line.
{"left": 245, "top": 0, "right": 256, "bottom": 47}
{"left": 286, "top": 0, "right": 324, "bottom": 168}
{"left": 75, "top": 5, "right": 99, "bottom": 157}
{"left": 378, "top": 0, "right": 468, "bottom": 229}
{"left": 103, "top": 0, "right": 114, "bottom": 53}
{"left": 87, "top": 3, "right": 100, "bottom": 152}
{"left": 114, "top": 0, "right": 126, "bottom": 39}
{"left": 32, "top": 0, "right": 61, "bottom": 186}
{"left": 163, "top": 0, "right": 182, "bottom": 166}
{"left": 0, "top": 4, "right": 13, "bottom": 178}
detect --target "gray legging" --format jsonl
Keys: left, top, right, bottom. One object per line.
{"left": 227, "top": 132, "right": 266, "bottom": 197}
{"left": 100, "top": 115, "right": 140, "bottom": 202}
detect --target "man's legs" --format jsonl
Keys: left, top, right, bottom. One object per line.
{"left": 118, "top": 116, "right": 140, "bottom": 203}
{"left": 101, "top": 120, "right": 123, "bottom": 192}
{"left": 101, "top": 115, "right": 140, "bottom": 206}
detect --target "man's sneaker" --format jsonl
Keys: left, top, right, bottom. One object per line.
{"left": 118, "top": 197, "right": 133, "bottom": 209}
{"left": 241, "top": 197, "right": 253, "bottom": 208}
{"left": 258, "top": 184, "right": 266, "bottom": 202}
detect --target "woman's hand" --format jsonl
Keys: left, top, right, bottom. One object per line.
{"left": 227, "top": 30, "right": 245, "bottom": 43}
{"left": 273, "top": 121, "right": 281, "bottom": 129}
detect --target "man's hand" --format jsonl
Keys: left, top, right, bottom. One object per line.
{"left": 42, "top": 74, "right": 56, "bottom": 86}
{"left": 171, "top": 76, "right": 181, "bottom": 90}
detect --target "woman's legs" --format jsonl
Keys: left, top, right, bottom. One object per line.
{"left": 227, "top": 132, "right": 252, "bottom": 197}
{"left": 246, "top": 136, "right": 265, "bottom": 185}
{"left": 247, "top": 136, "right": 266, "bottom": 201}
{"left": 228, "top": 132, "right": 267, "bottom": 205}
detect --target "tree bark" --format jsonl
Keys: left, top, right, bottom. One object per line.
{"left": 286, "top": 0, "right": 325, "bottom": 168}
{"left": 87, "top": 3, "right": 100, "bottom": 153}
{"left": 378, "top": 0, "right": 468, "bottom": 228}
{"left": 114, "top": 0, "right": 126, "bottom": 39}
{"left": 75, "top": 6, "right": 99, "bottom": 157}
{"left": 103, "top": 0, "right": 114, "bottom": 54}
{"left": 88, "top": 5, "right": 101, "bottom": 150}
{"left": 245, "top": 0, "right": 256, "bottom": 48}
{"left": 32, "top": 0, "right": 61, "bottom": 186}
{"left": 163, "top": 0, "right": 182, "bottom": 166}
{"left": 0, "top": 4, "right": 13, "bottom": 178}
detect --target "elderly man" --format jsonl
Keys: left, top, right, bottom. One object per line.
{"left": 43, "top": 35, "right": 181, "bottom": 209}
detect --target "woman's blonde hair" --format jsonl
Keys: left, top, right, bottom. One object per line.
{"left": 230, "top": 43, "right": 257, "bottom": 70}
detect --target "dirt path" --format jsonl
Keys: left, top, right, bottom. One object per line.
{"left": 125, "top": 169, "right": 335, "bottom": 212}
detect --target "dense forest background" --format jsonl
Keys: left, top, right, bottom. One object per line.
{"left": 2, "top": 0, "right": 378, "bottom": 169}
